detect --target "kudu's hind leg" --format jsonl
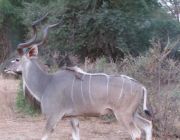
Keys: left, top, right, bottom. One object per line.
{"left": 70, "top": 118, "right": 80, "bottom": 140}
{"left": 114, "top": 112, "right": 141, "bottom": 140}
{"left": 41, "top": 114, "right": 63, "bottom": 140}
{"left": 134, "top": 114, "right": 152, "bottom": 140}
{"left": 71, "top": 119, "right": 80, "bottom": 140}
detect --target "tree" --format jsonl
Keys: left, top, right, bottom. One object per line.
{"left": 160, "top": 0, "right": 180, "bottom": 22}
{"left": 0, "top": 0, "right": 26, "bottom": 63}
{"left": 0, "top": 0, "right": 14, "bottom": 62}
{"left": 2, "top": 0, "right": 180, "bottom": 63}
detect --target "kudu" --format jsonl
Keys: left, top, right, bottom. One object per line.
{"left": 14, "top": 15, "right": 152, "bottom": 140}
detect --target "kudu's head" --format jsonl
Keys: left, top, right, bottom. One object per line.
{"left": 4, "top": 13, "right": 60, "bottom": 75}
{"left": 4, "top": 13, "right": 47, "bottom": 75}
{"left": 16, "top": 13, "right": 60, "bottom": 72}
{"left": 4, "top": 58, "right": 22, "bottom": 75}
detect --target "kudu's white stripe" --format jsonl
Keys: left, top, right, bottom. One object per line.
{"left": 23, "top": 78, "right": 41, "bottom": 102}
{"left": 23, "top": 60, "right": 39, "bottom": 100}
{"left": 72, "top": 66, "right": 88, "bottom": 75}
{"left": 121, "top": 74, "right": 137, "bottom": 95}
{"left": 118, "top": 76, "right": 124, "bottom": 100}
{"left": 87, "top": 73, "right": 110, "bottom": 105}
{"left": 71, "top": 77, "right": 76, "bottom": 105}
{"left": 130, "top": 79, "right": 133, "bottom": 95}
{"left": 88, "top": 73, "right": 109, "bottom": 76}
{"left": 88, "top": 75, "right": 95, "bottom": 105}
{"left": 142, "top": 86, "right": 148, "bottom": 111}
{"left": 80, "top": 74, "right": 86, "bottom": 105}
{"left": 121, "top": 75, "right": 135, "bottom": 95}
{"left": 106, "top": 75, "right": 110, "bottom": 99}
{"left": 121, "top": 74, "right": 135, "bottom": 80}
{"left": 79, "top": 70, "right": 110, "bottom": 105}
{"left": 22, "top": 81, "right": 26, "bottom": 96}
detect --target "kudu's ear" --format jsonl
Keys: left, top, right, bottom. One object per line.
{"left": 27, "top": 45, "right": 39, "bottom": 58}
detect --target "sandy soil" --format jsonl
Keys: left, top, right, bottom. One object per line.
{"left": 0, "top": 76, "right": 130, "bottom": 140}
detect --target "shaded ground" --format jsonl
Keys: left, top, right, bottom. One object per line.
{"left": 0, "top": 76, "right": 130, "bottom": 140}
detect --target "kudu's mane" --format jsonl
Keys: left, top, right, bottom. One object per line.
{"left": 65, "top": 66, "right": 88, "bottom": 74}
{"left": 65, "top": 66, "right": 138, "bottom": 82}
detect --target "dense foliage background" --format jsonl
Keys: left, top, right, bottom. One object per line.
{"left": 0, "top": 0, "right": 180, "bottom": 139}
{"left": 0, "top": 0, "right": 180, "bottom": 64}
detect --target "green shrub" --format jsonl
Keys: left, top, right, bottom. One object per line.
{"left": 19, "top": 0, "right": 180, "bottom": 62}
{"left": 16, "top": 81, "right": 40, "bottom": 116}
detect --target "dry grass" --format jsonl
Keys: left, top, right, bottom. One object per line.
{"left": 118, "top": 40, "right": 180, "bottom": 139}
{"left": 0, "top": 75, "right": 19, "bottom": 118}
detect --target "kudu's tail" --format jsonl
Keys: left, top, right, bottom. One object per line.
{"left": 142, "top": 87, "right": 152, "bottom": 117}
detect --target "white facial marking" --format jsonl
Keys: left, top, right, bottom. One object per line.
{"left": 4, "top": 70, "right": 17, "bottom": 75}
{"left": 16, "top": 64, "right": 22, "bottom": 73}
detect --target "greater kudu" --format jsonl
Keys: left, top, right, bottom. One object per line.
{"left": 14, "top": 16, "right": 152, "bottom": 140}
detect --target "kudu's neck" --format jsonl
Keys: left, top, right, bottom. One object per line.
{"left": 22, "top": 57, "right": 51, "bottom": 101}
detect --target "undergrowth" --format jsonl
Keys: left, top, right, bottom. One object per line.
{"left": 16, "top": 81, "right": 40, "bottom": 116}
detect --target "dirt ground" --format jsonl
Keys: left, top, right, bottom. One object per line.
{"left": 0, "top": 76, "right": 131, "bottom": 140}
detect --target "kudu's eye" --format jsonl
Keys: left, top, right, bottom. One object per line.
{"left": 16, "top": 58, "right": 20, "bottom": 62}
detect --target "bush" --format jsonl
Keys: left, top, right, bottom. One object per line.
{"left": 118, "top": 39, "right": 180, "bottom": 139}
{"left": 16, "top": 80, "right": 40, "bottom": 116}
{"left": 19, "top": 0, "right": 180, "bottom": 62}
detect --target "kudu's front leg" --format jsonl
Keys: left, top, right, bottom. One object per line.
{"left": 70, "top": 118, "right": 80, "bottom": 140}
{"left": 41, "top": 114, "right": 63, "bottom": 140}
